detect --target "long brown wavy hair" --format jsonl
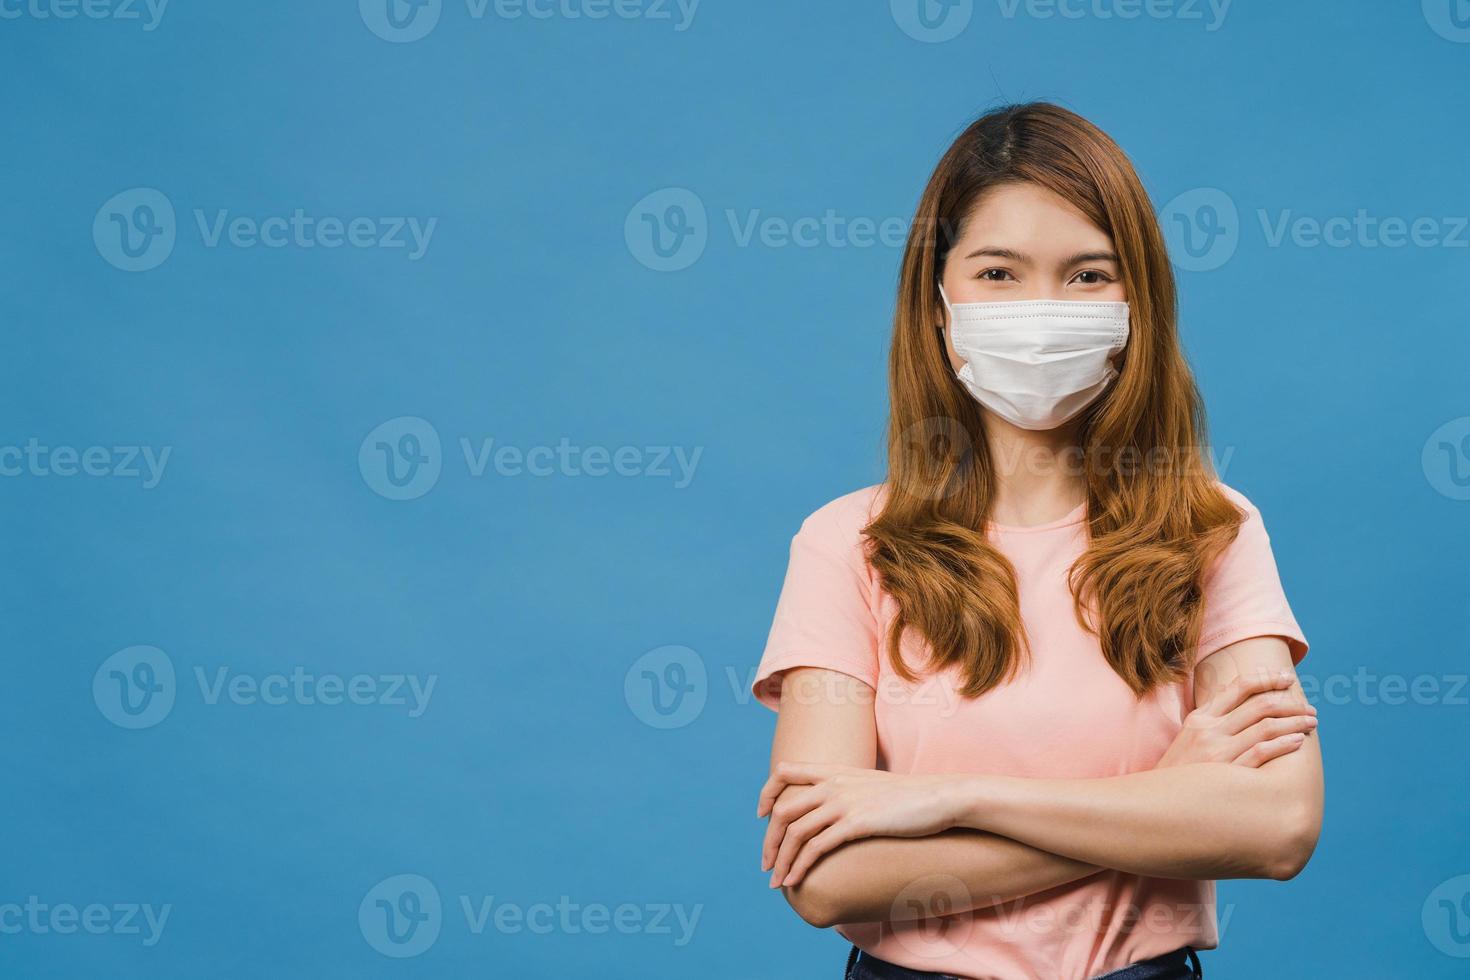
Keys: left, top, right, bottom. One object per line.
{"left": 864, "top": 102, "right": 1245, "bottom": 698}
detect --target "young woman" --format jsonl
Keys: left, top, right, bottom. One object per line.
{"left": 751, "top": 103, "right": 1321, "bottom": 980}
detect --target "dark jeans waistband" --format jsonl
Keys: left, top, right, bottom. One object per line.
{"left": 844, "top": 945, "right": 1202, "bottom": 980}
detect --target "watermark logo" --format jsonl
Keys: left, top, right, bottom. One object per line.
{"left": 1423, "top": 0, "right": 1470, "bottom": 42}
{"left": 891, "top": 0, "right": 973, "bottom": 42}
{"left": 889, "top": 873, "right": 976, "bottom": 961}
{"left": 894, "top": 416, "right": 977, "bottom": 502}
{"left": 1423, "top": 417, "right": 1470, "bottom": 501}
{"left": 1423, "top": 874, "right": 1470, "bottom": 957}
{"left": 624, "top": 645, "right": 706, "bottom": 729}
{"left": 93, "top": 188, "right": 176, "bottom": 273}
{"left": 93, "top": 646, "right": 176, "bottom": 730}
{"left": 360, "top": 417, "right": 443, "bottom": 501}
{"left": 625, "top": 188, "right": 707, "bottom": 272}
{"left": 360, "top": 0, "right": 442, "bottom": 42}
{"left": 360, "top": 874, "right": 442, "bottom": 958}
{"left": 1161, "top": 187, "right": 1238, "bottom": 272}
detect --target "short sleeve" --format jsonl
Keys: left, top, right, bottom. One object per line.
{"left": 751, "top": 496, "right": 882, "bottom": 711}
{"left": 1196, "top": 489, "right": 1309, "bottom": 666}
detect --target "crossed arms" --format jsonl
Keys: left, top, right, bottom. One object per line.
{"left": 759, "top": 636, "right": 1324, "bottom": 927}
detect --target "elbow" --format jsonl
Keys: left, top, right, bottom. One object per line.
{"left": 783, "top": 880, "right": 846, "bottom": 929}
{"left": 1259, "top": 801, "right": 1322, "bottom": 881}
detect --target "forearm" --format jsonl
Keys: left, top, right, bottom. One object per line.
{"left": 953, "top": 752, "right": 1322, "bottom": 881}
{"left": 785, "top": 830, "right": 1099, "bottom": 927}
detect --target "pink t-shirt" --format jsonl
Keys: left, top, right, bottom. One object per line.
{"left": 753, "top": 482, "right": 1308, "bottom": 980}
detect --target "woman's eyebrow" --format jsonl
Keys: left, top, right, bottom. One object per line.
{"left": 963, "top": 246, "right": 1028, "bottom": 261}
{"left": 960, "top": 247, "right": 1120, "bottom": 265}
{"left": 1062, "top": 250, "right": 1121, "bottom": 265}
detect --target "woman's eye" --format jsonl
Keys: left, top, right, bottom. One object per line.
{"left": 1073, "top": 270, "right": 1113, "bottom": 285}
{"left": 979, "top": 268, "right": 1014, "bottom": 282}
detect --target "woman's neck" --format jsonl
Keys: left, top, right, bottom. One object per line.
{"left": 982, "top": 414, "right": 1087, "bottom": 528}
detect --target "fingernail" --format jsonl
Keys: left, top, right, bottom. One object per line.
{"left": 1304, "top": 717, "right": 1318, "bottom": 728}
{"left": 1305, "top": 704, "right": 1317, "bottom": 714}
{"left": 1289, "top": 733, "right": 1305, "bottom": 742}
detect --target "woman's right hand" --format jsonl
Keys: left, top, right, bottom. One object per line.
{"left": 1157, "top": 666, "right": 1317, "bottom": 769}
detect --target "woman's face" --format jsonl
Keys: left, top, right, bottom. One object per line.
{"left": 937, "top": 182, "right": 1127, "bottom": 375}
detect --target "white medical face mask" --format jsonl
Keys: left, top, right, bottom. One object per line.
{"left": 938, "top": 284, "right": 1130, "bottom": 430}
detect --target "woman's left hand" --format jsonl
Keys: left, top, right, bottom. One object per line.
{"left": 757, "top": 762, "right": 962, "bottom": 888}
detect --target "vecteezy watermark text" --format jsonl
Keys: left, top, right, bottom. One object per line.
{"left": 358, "top": 417, "right": 703, "bottom": 500}
{"left": 359, "top": 0, "right": 699, "bottom": 43}
{"left": 93, "top": 188, "right": 437, "bottom": 272}
{"left": 0, "top": 898, "right": 171, "bottom": 947}
{"left": 194, "top": 667, "right": 436, "bottom": 717}
{"left": 92, "top": 646, "right": 438, "bottom": 729}
{"left": 0, "top": 440, "right": 170, "bottom": 488}
{"left": 460, "top": 437, "right": 701, "bottom": 487}
{"left": 358, "top": 874, "right": 701, "bottom": 958}
{"left": 890, "top": 0, "right": 1230, "bottom": 43}
{"left": 1297, "top": 669, "right": 1469, "bottom": 708}
{"left": 1161, "top": 187, "right": 1470, "bottom": 272}
{"left": 0, "top": 0, "right": 168, "bottom": 30}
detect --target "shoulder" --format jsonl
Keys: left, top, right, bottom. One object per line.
{"left": 794, "top": 484, "right": 886, "bottom": 541}
{"left": 1205, "top": 481, "right": 1275, "bottom": 537}
{"left": 1204, "top": 480, "right": 1281, "bottom": 571}
{"left": 1213, "top": 480, "right": 1263, "bottom": 521}
{"left": 784, "top": 486, "right": 887, "bottom": 570}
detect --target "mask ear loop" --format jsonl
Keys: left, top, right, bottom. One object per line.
{"left": 934, "top": 281, "right": 954, "bottom": 342}
{"left": 934, "top": 281, "right": 964, "bottom": 384}
{"left": 935, "top": 281, "right": 955, "bottom": 317}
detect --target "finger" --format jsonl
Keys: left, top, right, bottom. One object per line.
{"left": 762, "top": 787, "right": 823, "bottom": 870}
{"left": 1231, "top": 715, "right": 1318, "bottom": 759}
{"left": 757, "top": 761, "right": 828, "bottom": 817}
{"left": 1202, "top": 668, "right": 1296, "bottom": 716}
{"left": 1203, "top": 667, "right": 1295, "bottom": 715}
{"left": 756, "top": 767, "right": 798, "bottom": 819}
{"left": 784, "top": 823, "right": 860, "bottom": 888}
{"left": 1234, "top": 731, "right": 1308, "bottom": 768}
{"left": 761, "top": 787, "right": 821, "bottom": 871}
{"left": 771, "top": 808, "right": 834, "bottom": 888}
{"left": 1221, "top": 689, "right": 1317, "bottom": 735}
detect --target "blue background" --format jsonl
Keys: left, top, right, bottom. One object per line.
{"left": 3, "top": 0, "right": 1468, "bottom": 977}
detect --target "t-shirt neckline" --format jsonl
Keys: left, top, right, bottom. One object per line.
{"left": 986, "top": 500, "right": 1088, "bottom": 534}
